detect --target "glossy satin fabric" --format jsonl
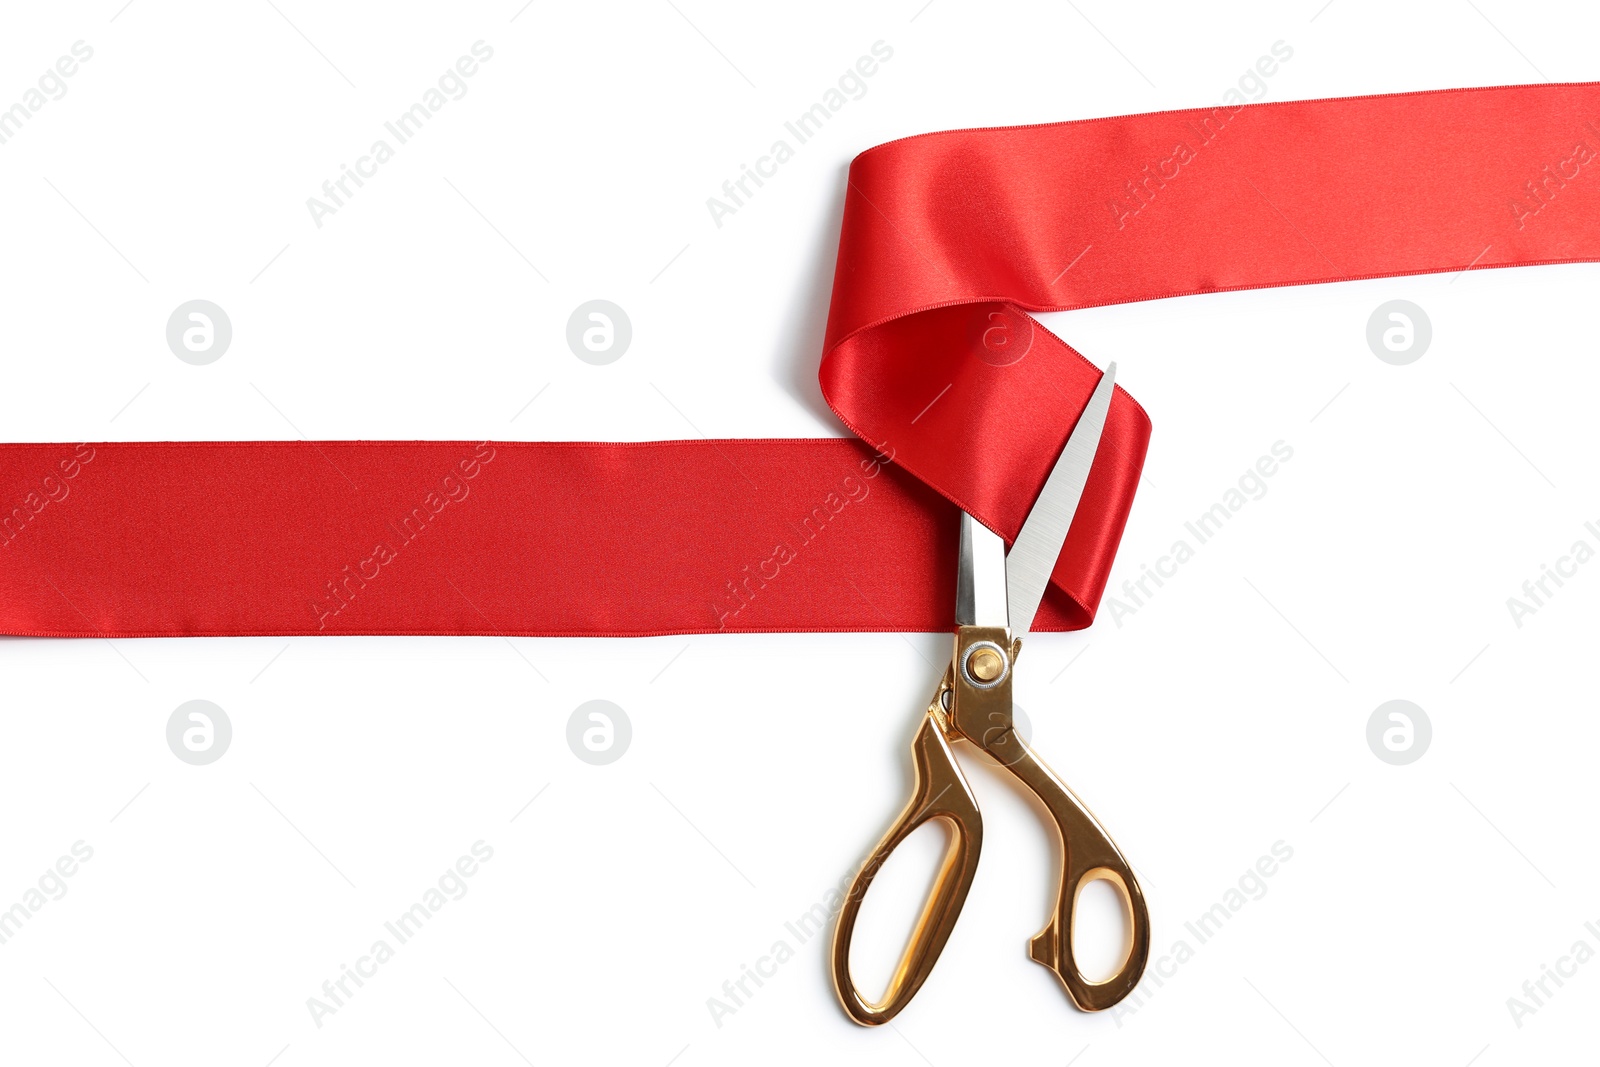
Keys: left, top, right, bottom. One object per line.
{"left": 4, "top": 83, "right": 1599, "bottom": 637}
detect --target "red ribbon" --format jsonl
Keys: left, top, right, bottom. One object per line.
{"left": 4, "top": 83, "right": 1599, "bottom": 638}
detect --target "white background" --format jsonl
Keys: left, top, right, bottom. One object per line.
{"left": 2, "top": 1, "right": 1598, "bottom": 1064}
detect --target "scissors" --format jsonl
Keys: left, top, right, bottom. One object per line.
{"left": 831, "top": 361, "right": 1149, "bottom": 1024}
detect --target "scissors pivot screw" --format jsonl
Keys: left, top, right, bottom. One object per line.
{"left": 970, "top": 648, "right": 1003, "bottom": 681}
{"left": 960, "top": 640, "right": 1009, "bottom": 689}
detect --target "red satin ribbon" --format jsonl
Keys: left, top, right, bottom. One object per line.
{"left": 4, "top": 82, "right": 1599, "bottom": 638}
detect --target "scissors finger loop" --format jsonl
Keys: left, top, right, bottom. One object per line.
{"left": 831, "top": 711, "right": 982, "bottom": 1026}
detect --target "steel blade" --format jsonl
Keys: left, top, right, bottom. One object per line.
{"left": 956, "top": 511, "right": 1008, "bottom": 627}
{"left": 1005, "top": 362, "right": 1117, "bottom": 636}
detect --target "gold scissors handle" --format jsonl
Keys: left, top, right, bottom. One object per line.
{"left": 830, "top": 697, "right": 983, "bottom": 1026}
{"left": 831, "top": 630, "right": 1150, "bottom": 1024}
{"left": 986, "top": 707, "right": 1151, "bottom": 1011}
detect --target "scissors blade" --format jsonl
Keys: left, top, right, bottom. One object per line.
{"left": 955, "top": 511, "right": 1008, "bottom": 627}
{"left": 1004, "top": 361, "right": 1118, "bottom": 637}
